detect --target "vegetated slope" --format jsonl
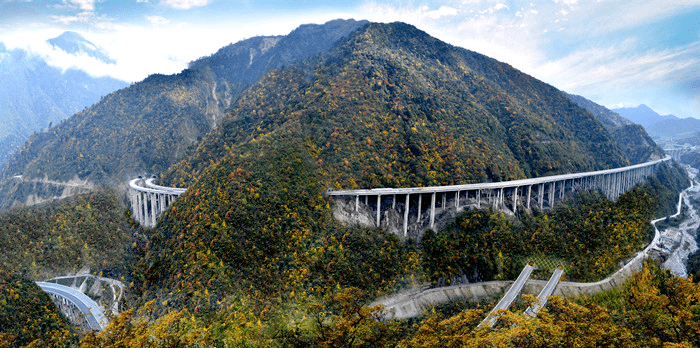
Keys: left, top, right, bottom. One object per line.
{"left": 565, "top": 93, "right": 632, "bottom": 129}
{"left": 166, "top": 22, "right": 628, "bottom": 189}
{"left": 0, "top": 188, "right": 134, "bottom": 280}
{"left": 400, "top": 262, "right": 700, "bottom": 347}
{"left": 0, "top": 40, "right": 127, "bottom": 169}
{"left": 567, "top": 93, "right": 665, "bottom": 164}
{"left": 422, "top": 160, "right": 687, "bottom": 285}
{"left": 0, "top": 270, "right": 76, "bottom": 347}
{"left": 142, "top": 22, "right": 630, "bottom": 313}
{"left": 0, "top": 19, "right": 367, "bottom": 209}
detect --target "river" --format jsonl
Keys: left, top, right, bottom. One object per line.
{"left": 656, "top": 165, "right": 700, "bottom": 277}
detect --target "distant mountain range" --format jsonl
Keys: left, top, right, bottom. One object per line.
{"left": 566, "top": 94, "right": 664, "bottom": 164}
{"left": 0, "top": 32, "right": 127, "bottom": 169}
{"left": 613, "top": 104, "right": 700, "bottom": 143}
{"left": 0, "top": 20, "right": 664, "bottom": 210}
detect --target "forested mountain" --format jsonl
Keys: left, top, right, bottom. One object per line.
{"left": 124, "top": 22, "right": 688, "bottom": 345}
{"left": 1, "top": 20, "right": 694, "bottom": 346}
{"left": 166, "top": 23, "right": 630, "bottom": 189}
{"left": 566, "top": 93, "right": 665, "bottom": 164}
{"left": 141, "top": 20, "right": 634, "bottom": 313}
{"left": 0, "top": 34, "right": 127, "bottom": 170}
{"left": 0, "top": 20, "right": 367, "bottom": 209}
{"left": 565, "top": 93, "right": 632, "bottom": 129}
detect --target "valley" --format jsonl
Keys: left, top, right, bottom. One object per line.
{"left": 1, "top": 18, "right": 700, "bottom": 347}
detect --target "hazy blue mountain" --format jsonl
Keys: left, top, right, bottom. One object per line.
{"left": 614, "top": 104, "right": 700, "bottom": 141}
{"left": 566, "top": 94, "right": 664, "bottom": 163}
{"left": 614, "top": 104, "right": 678, "bottom": 128}
{"left": 47, "top": 31, "right": 115, "bottom": 64}
{"left": 0, "top": 34, "right": 127, "bottom": 169}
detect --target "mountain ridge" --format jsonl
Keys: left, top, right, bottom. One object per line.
{"left": 145, "top": 22, "right": 636, "bottom": 308}
{"left": 47, "top": 31, "right": 116, "bottom": 64}
{"left": 0, "top": 38, "right": 127, "bottom": 170}
{"left": 566, "top": 94, "right": 664, "bottom": 164}
{"left": 614, "top": 104, "right": 700, "bottom": 143}
{"left": 0, "top": 19, "right": 368, "bottom": 209}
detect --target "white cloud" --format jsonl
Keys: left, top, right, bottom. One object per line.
{"left": 425, "top": 6, "right": 459, "bottom": 19}
{"left": 51, "top": 11, "right": 94, "bottom": 25}
{"left": 160, "top": 0, "right": 210, "bottom": 10}
{"left": 146, "top": 15, "right": 169, "bottom": 25}
{"left": 69, "top": 0, "right": 95, "bottom": 11}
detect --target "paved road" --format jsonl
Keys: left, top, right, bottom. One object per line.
{"left": 36, "top": 282, "right": 108, "bottom": 331}
{"left": 327, "top": 156, "right": 671, "bottom": 196}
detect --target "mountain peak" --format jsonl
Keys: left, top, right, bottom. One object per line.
{"left": 47, "top": 31, "right": 115, "bottom": 64}
{"left": 614, "top": 104, "right": 678, "bottom": 128}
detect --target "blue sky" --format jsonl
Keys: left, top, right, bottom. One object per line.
{"left": 1, "top": 0, "right": 699, "bottom": 118}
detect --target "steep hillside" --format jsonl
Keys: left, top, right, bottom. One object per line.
{"left": 0, "top": 19, "right": 367, "bottom": 209}
{"left": 140, "top": 22, "right": 630, "bottom": 314}
{"left": 0, "top": 188, "right": 134, "bottom": 280}
{"left": 166, "top": 23, "right": 628, "bottom": 189}
{"left": 0, "top": 38, "right": 127, "bottom": 169}
{"left": 0, "top": 271, "right": 76, "bottom": 347}
{"left": 565, "top": 93, "right": 632, "bottom": 129}
{"left": 567, "top": 93, "right": 664, "bottom": 163}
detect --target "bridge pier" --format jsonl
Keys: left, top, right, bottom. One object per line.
{"left": 128, "top": 178, "right": 186, "bottom": 228}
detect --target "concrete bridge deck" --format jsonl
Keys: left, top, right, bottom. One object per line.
{"left": 328, "top": 157, "right": 671, "bottom": 237}
{"left": 36, "top": 281, "right": 109, "bottom": 331}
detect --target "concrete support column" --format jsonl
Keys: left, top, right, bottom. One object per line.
{"left": 376, "top": 194, "right": 381, "bottom": 227}
{"left": 150, "top": 193, "right": 156, "bottom": 227}
{"left": 477, "top": 189, "right": 481, "bottom": 209}
{"left": 513, "top": 186, "right": 518, "bottom": 213}
{"left": 430, "top": 193, "right": 436, "bottom": 228}
{"left": 417, "top": 194, "right": 422, "bottom": 223}
{"left": 455, "top": 191, "right": 460, "bottom": 208}
{"left": 130, "top": 191, "right": 136, "bottom": 220}
{"left": 526, "top": 185, "right": 531, "bottom": 210}
{"left": 404, "top": 194, "right": 410, "bottom": 237}
{"left": 355, "top": 195, "right": 359, "bottom": 212}
{"left": 499, "top": 188, "right": 504, "bottom": 209}
{"left": 559, "top": 180, "right": 565, "bottom": 200}
{"left": 538, "top": 184, "right": 544, "bottom": 210}
{"left": 549, "top": 182, "right": 555, "bottom": 208}
{"left": 136, "top": 192, "right": 143, "bottom": 225}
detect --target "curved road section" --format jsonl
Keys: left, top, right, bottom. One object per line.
{"left": 36, "top": 281, "right": 108, "bottom": 331}
{"left": 128, "top": 177, "right": 186, "bottom": 228}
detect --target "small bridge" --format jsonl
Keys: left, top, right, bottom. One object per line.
{"left": 36, "top": 282, "right": 109, "bottom": 332}
{"left": 477, "top": 263, "right": 564, "bottom": 328}
{"left": 665, "top": 146, "right": 696, "bottom": 162}
{"left": 327, "top": 157, "right": 671, "bottom": 236}
{"left": 128, "top": 177, "right": 186, "bottom": 228}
